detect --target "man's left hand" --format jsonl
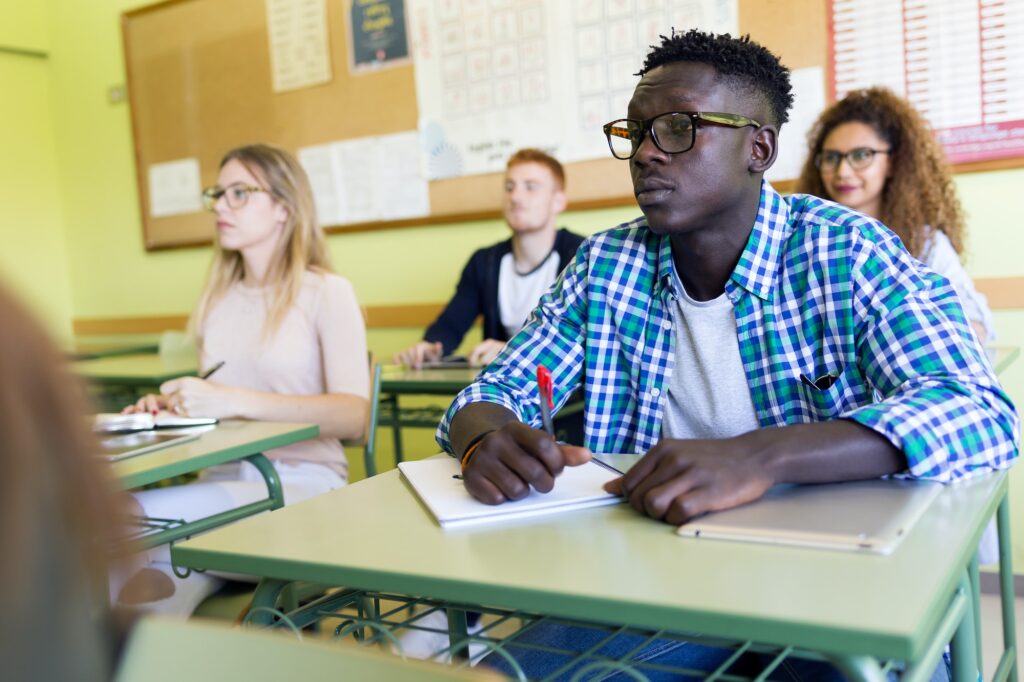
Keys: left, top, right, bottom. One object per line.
{"left": 469, "top": 339, "right": 507, "bottom": 367}
{"left": 604, "top": 437, "right": 775, "bottom": 525}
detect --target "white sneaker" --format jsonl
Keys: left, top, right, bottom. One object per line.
{"left": 394, "top": 610, "right": 487, "bottom": 663}
{"left": 395, "top": 609, "right": 451, "bottom": 660}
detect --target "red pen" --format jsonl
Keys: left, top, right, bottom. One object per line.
{"left": 536, "top": 365, "right": 555, "bottom": 436}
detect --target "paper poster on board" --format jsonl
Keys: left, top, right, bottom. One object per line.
{"left": 349, "top": 0, "right": 411, "bottom": 72}
{"left": 298, "top": 131, "right": 429, "bottom": 225}
{"left": 148, "top": 158, "right": 202, "bottom": 218}
{"left": 408, "top": 0, "right": 739, "bottom": 179}
{"left": 829, "top": 0, "right": 1024, "bottom": 165}
{"left": 266, "top": 0, "right": 333, "bottom": 92}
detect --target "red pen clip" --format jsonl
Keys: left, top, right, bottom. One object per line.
{"left": 536, "top": 365, "right": 554, "bottom": 409}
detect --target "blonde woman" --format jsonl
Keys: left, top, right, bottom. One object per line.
{"left": 119, "top": 144, "right": 369, "bottom": 614}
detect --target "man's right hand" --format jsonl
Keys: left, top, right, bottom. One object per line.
{"left": 462, "top": 422, "right": 592, "bottom": 504}
{"left": 394, "top": 340, "right": 443, "bottom": 369}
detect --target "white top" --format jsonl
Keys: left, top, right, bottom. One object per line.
{"left": 201, "top": 271, "right": 369, "bottom": 478}
{"left": 661, "top": 270, "right": 760, "bottom": 440}
{"left": 498, "top": 250, "right": 562, "bottom": 338}
{"left": 920, "top": 229, "right": 995, "bottom": 341}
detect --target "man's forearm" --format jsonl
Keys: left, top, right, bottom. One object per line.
{"left": 449, "top": 402, "right": 521, "bottom": 457}
{"left": 746, "top": 419, "right": 905, "bottom": 484}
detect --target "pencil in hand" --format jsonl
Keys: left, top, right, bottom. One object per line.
{"left": 200, "top": 360, "right": 225, "bottom": 380}
{"left": 536, "top": 365, "right": 555, "bottom": 436}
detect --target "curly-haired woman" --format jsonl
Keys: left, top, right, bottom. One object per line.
{"left": 796, "top": 86, "right": 994, "bottom": 343}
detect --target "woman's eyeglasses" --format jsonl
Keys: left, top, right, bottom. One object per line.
{"left": 201, "top": 183, "right": 268, "bottom": 211}
{"left": 603, "top": 111, "right": 761, "bottom": 160}
{"left": 815, "top": 147, "right": 889, "bottom": 172}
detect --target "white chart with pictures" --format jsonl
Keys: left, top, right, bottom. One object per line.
{"left": 408, "top": 0, "right": 739, "bottom": 179}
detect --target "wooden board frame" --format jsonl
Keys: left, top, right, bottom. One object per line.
{"left": 122, "top": 0, "right": 1019, "bottom": 251}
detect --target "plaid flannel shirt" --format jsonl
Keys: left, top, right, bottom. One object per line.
{"left": 437, "top": 182, "right": 1018, "bottom": 481}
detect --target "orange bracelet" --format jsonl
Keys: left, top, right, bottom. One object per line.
{"left": 460, "top": 433, "right": 491, "bottom": 473}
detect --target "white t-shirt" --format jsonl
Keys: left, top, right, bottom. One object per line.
{"left": 920, "top": 229, "right": 995, "bottom": 341}
{"left": 200, "top": 270, "right": 369, "bottom": 479}
{"left": 498, "top": 250, "right": 562, "bottom": 338}
{"left": 661, "top": 269, "right": 760, "bottom": 440}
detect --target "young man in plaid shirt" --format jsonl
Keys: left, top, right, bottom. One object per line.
{"left": 440, "top": 30, "right": 1017, "bottom": 526}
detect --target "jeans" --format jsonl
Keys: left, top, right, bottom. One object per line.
{"left": 480, "top": 621, "right": 952, "bottom": 681}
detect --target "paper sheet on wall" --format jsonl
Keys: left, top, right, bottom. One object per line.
{"left": 265, "top": 0, "right": 333, "bottom": 93}
{"left": 148, "top": 158, "right": 202, "bottom": 218}
{"left": 298, "top": 131, "right": 429, "bottom": 225}
{"left": 829, "top": 0, "right": 1024, "bottom": 165}
{"left": 766, "top": 66, "right": 826, "bottom": 184}
{"left": 408, "top": 0, "right": 738, "bottom": 179}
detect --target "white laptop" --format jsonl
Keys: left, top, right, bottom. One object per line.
{"left": 98, "top": 430, "right": 201, "bottom": 462}
{"left": 676, "top": 478, "right": 942, "bottom": 555}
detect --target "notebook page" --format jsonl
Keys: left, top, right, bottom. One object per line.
{"left": 399, "top": 457, "right": 622, "bottom": 529}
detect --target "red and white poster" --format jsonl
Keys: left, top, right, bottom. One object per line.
{"left": 829, "top": 0, "right": 1024, "bottom": 165}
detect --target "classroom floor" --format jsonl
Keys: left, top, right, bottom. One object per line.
{"left": 980, "top": 591, "right": 1022, "bottom": 675}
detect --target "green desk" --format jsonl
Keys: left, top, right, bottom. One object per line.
{"left": 74, "top": 351, "right": 198, "bottom": 412}
{"left": 113, "top": 420, "right": 317, "bottom": 551}
{"left": 173, "top": 465, "right": 1017, "bottom": 681}
{"left": 74, "top": 352, "right": 197, "bottom": 387}
{"left": 379, "top": 366, "right": 481, "bottom": 463}
{"left": 116, "top": 616, "right": 502, "bottom": 681}
{"left": 67, "top": 339, "right": 160, "bottom": 361}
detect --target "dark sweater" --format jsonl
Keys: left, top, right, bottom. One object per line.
{"left": 424, "top": 228, "right": 586, "bottom": 355}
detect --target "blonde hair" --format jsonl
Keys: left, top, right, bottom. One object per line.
{"left": 795, "top": 87, "right": 965, "bottom": 259}
{"left": 191, "top": 144, "right": 332, "bottom": 343}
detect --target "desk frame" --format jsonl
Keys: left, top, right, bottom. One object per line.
{"left": 379, "top": 368, "right": 481, "bottom": 463}
{"left": 173, "top": 468, "right": 1017, "bottom": 681}
{"left": 113, "top": 421, "right": 317, "bottom": 553}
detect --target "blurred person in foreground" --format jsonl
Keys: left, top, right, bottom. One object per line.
{"left": 0, "top": 281, "right": 123, "bottom": 681}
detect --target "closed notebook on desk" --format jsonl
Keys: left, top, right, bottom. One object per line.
{"left": 676, "top": 479, "right": 942, "bottom": 555}
{"left": 399, "top": 457, "right": 621, "bottom": 529}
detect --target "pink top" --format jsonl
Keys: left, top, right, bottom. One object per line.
{"left": 200, "top": 270, "right": 369, "bottom": 479}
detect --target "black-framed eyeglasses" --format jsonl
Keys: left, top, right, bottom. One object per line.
{"left": 815, "top": 147, "right": 889, "bottom": 172}
{"left": 603, "top": 111, "right": 761, "bottom": 160}
{"left": 201, "top": 183, "right": 268, "bottom": 211}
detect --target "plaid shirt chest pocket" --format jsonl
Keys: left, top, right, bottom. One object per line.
{"left": 792, "top": 359, "right": 872, "bottom": 420}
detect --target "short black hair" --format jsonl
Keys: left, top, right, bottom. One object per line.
{"left": 638, "top": 29, "right": 793, "bottom": 127}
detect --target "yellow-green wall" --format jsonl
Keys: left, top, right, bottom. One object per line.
{"left": 0, "top": 2, "right": 73, "bottom": 340}
{"left": 7, "top": 1, "right": 1024, "bottom": 565}
{"left": 0, "top": 1, "right": 49, "bottom": 51}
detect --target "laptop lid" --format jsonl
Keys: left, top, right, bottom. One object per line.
{"left": 676, "top": 479, "right": 942, "bottom": 555}
{"left": 98, "top": 431, "right": 200, "bottom": 462}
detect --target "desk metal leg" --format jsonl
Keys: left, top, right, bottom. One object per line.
{"left": 447, "top": 608, "right": 470, "bottom": 660}
{"left": 830, "top": 655, "right": 888, "bottom": 682}
{"left": 996, "top": 495, "right": 1018, "bottom": 682}
{"left": 385, "top": 394, "right": 404, "bottom": 463}
{"left": 970, "top": 555, "right": 984, "bottom": 679}
{"left": 951, "top": 573, "right": 980, "bottom": 682}
{"left": 245, "top": 453, "right": 284, "bottom": 510}
{"left": 247, "top": 578, "right": 291, "bottom": 627}
{"left": 144, "top": 454, "right": 282, "bottom": 552}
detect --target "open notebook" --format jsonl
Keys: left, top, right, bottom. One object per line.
{"left": 399, "top": 457, "right": 622, "bottom": 529}
{"left": 93, "top": 412, "right": 218, "bottom": 434}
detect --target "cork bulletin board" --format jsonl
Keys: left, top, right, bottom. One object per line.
{"left": 122, "top": 0, "right": 826, "bottom": 250}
